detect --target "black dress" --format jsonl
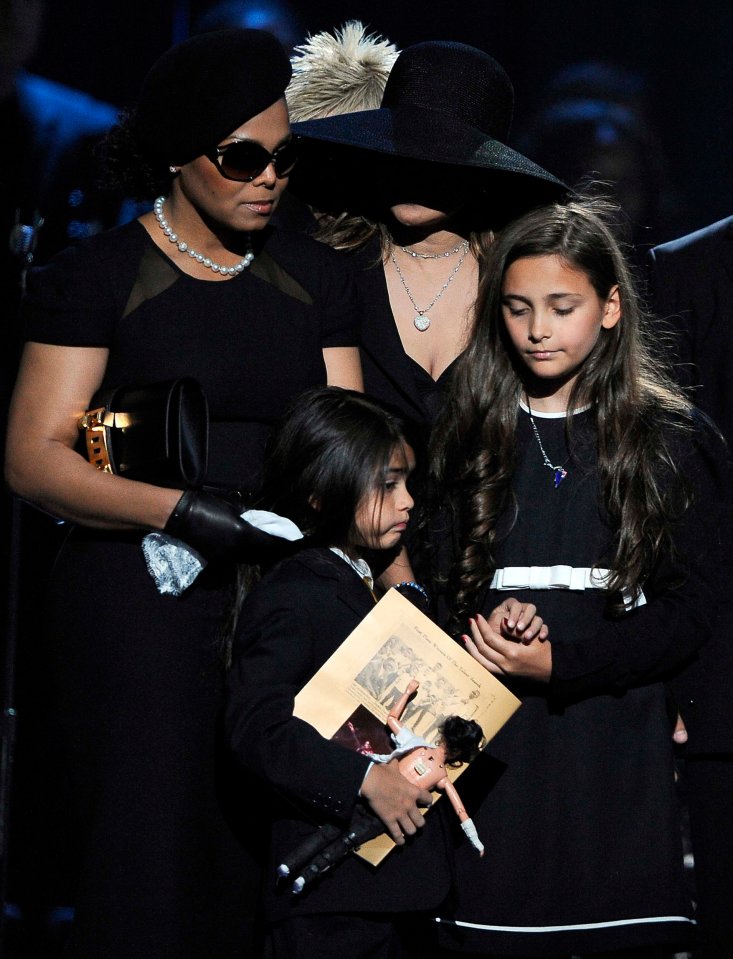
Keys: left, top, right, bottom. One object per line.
{"left": 19, "top": 221, "right": 359, "bottom": 959}
{"left": 434, "top": 405, "right": 725, "bottom": 957}
{"left": 353, "top": 240, "right": 460, "bottom": 440}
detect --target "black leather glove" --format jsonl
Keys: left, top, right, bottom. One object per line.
{"left": 164, "top": 489, "right": 286, "bottom": 564}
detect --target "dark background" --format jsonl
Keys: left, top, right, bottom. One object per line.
{"left": 3, "top": 0, "right": 732, "bottom": 955}
{"left": 31, "top": 0, "right": 733, "bottom": 242}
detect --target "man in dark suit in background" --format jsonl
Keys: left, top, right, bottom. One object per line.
{"left": 649, "top": 216, "right": 733, "bottom": 958}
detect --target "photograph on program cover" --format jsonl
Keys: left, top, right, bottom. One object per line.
{"left": 293, "top": 589, "right": 521, "bottom": 865}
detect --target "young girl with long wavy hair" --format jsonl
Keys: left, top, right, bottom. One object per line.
{"left": 426, "top": 198, "right": 726, "bottom": 958}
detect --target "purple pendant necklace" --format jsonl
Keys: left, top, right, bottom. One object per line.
{"left": 526, "top": 398, "right": 570, "bottom": 488}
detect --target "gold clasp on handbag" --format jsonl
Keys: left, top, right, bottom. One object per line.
{"left": 78, "top": 406, "right": 114, "bottom": 472}
{"left": 77, "top": 408, "right": 136, "bottom": 472}
{"left": 76, "top": 378, "right": 208, "bottom": 487}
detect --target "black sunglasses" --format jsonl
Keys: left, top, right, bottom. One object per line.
{"left": 204, "top": 136, "right": 299, "bottom": 182}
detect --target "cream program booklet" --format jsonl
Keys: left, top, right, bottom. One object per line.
{"left": 293, "top": 588, "right": 521, "bottom": 865}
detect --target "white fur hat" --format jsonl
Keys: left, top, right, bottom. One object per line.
{"left": 286, "top": 21, "right": 399, "bottom": 122}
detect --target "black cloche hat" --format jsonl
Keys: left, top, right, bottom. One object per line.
{"left": 134, "top": 28, "right": 292, "bottom": 166}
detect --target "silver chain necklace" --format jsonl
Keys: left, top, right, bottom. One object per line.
{"left": 390, "top": 241, "right": 470, "bottom": 332}
{"left": 399, "top": 239, "right": 467, "bottom": 260}
{"left": 526, "top": 398, "right": 570, "bottom": 488}
{"left": 154, "top": 196, "right": 254, "bottom": 276}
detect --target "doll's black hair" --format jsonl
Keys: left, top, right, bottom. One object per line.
{"left": 439, "top": 715, "right": 485, "bottom": 766}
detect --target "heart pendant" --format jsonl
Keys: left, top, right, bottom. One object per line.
{"left": 414, "top": 313, "right": 431, "bottom": 332}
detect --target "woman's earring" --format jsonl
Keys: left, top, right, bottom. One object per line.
{"left": 169, "top": 166, "right": 179, "bottom": 174}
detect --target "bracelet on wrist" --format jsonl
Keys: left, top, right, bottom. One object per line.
{"left": 394, "top": 580, "right": 430, "bottom": 604}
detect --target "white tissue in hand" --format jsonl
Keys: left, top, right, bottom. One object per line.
{"left": 141, "top": 509, "right": 302, "bottom": 597}
{"left": 142, "top": 532, "right": 204, "bottom": 597}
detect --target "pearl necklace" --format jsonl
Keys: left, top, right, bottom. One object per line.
{"left": 399, "top": 239, "right": 468, "bottom": 260}
{"left": 390, "top": 241, "right": 470, "bottom": 332}
{"left": 153, "top": 196, "right": 254, "bottom": 276}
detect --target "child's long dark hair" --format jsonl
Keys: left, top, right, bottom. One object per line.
{"left": 223, "top": 387, "right": 412, "bottom": 661}
{"left": 428, "top": 197, "right": 693, "bottom": 632}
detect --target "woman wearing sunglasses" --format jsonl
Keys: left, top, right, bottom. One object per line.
{"left": 4, "top": 28, "right": 361, "bottom": 959}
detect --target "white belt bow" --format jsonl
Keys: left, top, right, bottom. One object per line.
{"left": 490, "top": 565, "right": 646, "bottom": 608}
{"left": 491, "top": 565, "right": 610, "bottom": 591}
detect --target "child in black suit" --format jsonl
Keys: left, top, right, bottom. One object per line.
{"left": 225, "top": 387, "right": 490, "bottom": 959}
{"left": 227, "top": 387, "right": 541, "bottom": 959}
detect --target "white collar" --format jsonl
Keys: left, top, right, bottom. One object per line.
{"left": 519, "top": 399, "right": 592, "bottom": 419}
{"left": 330, "top": 547, "right": 374, "bottom": 590}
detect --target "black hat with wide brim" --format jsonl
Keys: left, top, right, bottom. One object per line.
{"left": 289, "top": 40, "right": 568, "bottom": 220}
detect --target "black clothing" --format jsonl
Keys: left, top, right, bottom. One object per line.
{"left": 268, "top": 910, "right": 440, "bottom": 959}
{"left": 649, "top": 217, "right": 733, "bottom": 753}
{"left": 353, "top": 239, "right": 458, "bottom": 439}
{"left": 18, "top": 222, "right": 358, "bottom": 959}
{"left": 649, "top": 219, "right": 733, "bottom": 957}
{"left": 226, "top": 549, "right": 452, "bottom": 936}
{"left": 435, "top": 407, "right": 724, "bottom": 956}
{"left": 649, "top": 217, "right": 733, "bottom": 456}
{"left": 23, "top": 221, "right": 357, "bottom": 490}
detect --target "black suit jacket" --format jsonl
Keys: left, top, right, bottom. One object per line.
{"left": 649, "top": 217, "right": 733, "bottom": 754}
{"left": 650, "top": 215, "right": 733, "bottom": 440}
{"left": 226, "top": 548, "right": 452, "bottom": 921}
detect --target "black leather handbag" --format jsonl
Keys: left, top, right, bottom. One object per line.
{"left": 77, "top": 377, "right": 209, "bottom": 489}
